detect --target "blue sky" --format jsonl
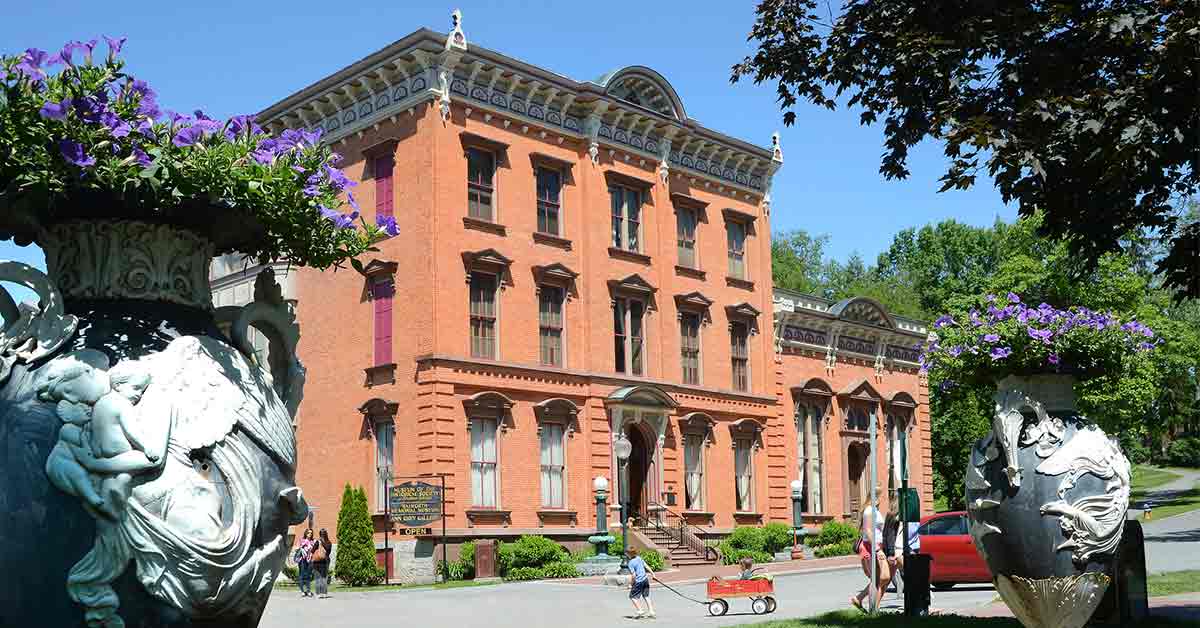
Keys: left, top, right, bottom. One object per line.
{"left": 1, "top": 0, "right": 1013, "bottom": 303}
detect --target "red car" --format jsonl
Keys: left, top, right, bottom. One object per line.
{"left": 917, "top": 511, "right": 992, "bottom": 589}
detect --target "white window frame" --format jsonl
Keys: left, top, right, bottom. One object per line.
{"left": 470, "top": 416, "right": 500, "bottom": 508}
{"left": 536, "top": 165, "right": 563, "bottom": 236}
{"left": 730, "top": 320, "right": 751, "bottom": 392}
{"left": 682, "top": 432, "right": 706, "bottom": 511}
{"left": 734, "top": 437, "right": 755, "bottom": 513}
{"left": 374, "top": 419, "right": 395, "bottom": 513}
{"left": 469, "top": 271, "right": 499, "bottom": 360}
{"left": 726, "top": 219, "right": 748, "bottom": 280}
{"left": 539, "top": 421, "right": 568, "bottom": 509}
{"left": 538, "top": 284, "right": 565, "bottom": 367}
{"left": 613, "top": 297, "right": 646, "bottom": 376}
{"left": 676, "top": 206, "right": 698, "bottom": 269}
{"left": 796, "top": 402, "right": 825, "bottom": 514}
{"left": 679, "top": 311, "right": 702, "bottom": 385}
{"left": 610, "top": 184, "right": 643, "bottom": 253}
{"left": 466, "top": 145, "right": 497, "bottom": 222}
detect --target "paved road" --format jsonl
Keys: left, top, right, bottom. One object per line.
{"left": 259, "top": 567, "right": 996, "bottom": 628}
{"left": 1137, "top": 468, "right": 1200, "bottom": 574}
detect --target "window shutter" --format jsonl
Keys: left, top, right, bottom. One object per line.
{"left": 373, "top": 280, "right": 394, "bottom": 365}
{"left": 375, "top": 155, "right": 395, "bottom": 219}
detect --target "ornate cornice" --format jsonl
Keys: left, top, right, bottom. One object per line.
{"left": 41, "top": 220, "right": 216, "bottom": 310}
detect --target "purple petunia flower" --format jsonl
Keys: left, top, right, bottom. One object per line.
{"left": 172, "top": 125, "right": 205, "bottom": 147}
{"left": 225, "top": 114, "right": 262, "bottom": 140}
{"left": 376, "top": 214, "right": 400, "bottom": 237}
{"left": 134, "top": 118, "right": 155, "bottom": 139}
{"left": 1007, "top": 292, "right": 1021, "bottom": 303}
{"left": 346, "top": 192, "right": 360, "bottom": 212}
{"left": 969, "top": 309, "right": 983, "bottom": 327}
{"left": 14, "top": 48, "right": 50, "bottom": 83}
{"left": 131, "top": 146, "right": 152, "bottom": 167}
{"left": 58, "top": 139, "right": 96, "bottom": 167}
{"left": 1027, "top": 327, "right": 1053, "bottom": 344}
{"left": 251, "top": 149, "right": 276, "bottom": 165}
{"left": 948, "top": 346, "right": 964, "bottom": 357}
{"left": 327, "top": 151, "right": 343, "bottom": 165}
{"left": 934, "top": 315, "right": 955, "bottom": 329}
{"left": 73, "top": 92, "right": 109, "bottom": 124}
{"left": 50, "top": 40, "right": 90, "bottom": 68}
{"left": 322, "top": 164, "right": 357, "bottom": 190}
{"left": 299, "top": 128, "right": 323, "bottom": 147}
{"left": 99, "top": 111, "right": 131, "bottom": 138}
{"left": 103, "top": 35, "right": 126, "bottom": 62}
{"left": 81, "top": 39, "right": 99, "bottom": 64}
{"left": 990, "top": 347, "right": 1012, "bottom": 361}
{"left": 302, "top": 185, "right": 320, "bottom": 197}
{"left": 986, "top": 294, "right": 997, "bottom": 303}
{"left": 39, "top": 98, "right": 71, "bottom": 120}
{"left": 319, "top": 206, "right": 356, "bottom": 229}
{"left": 1047, "top": 353, "right": 1061, "bottom": 366}
{"left": 1137, "top": 342, "right": 1155, "bottom": 352}
{"left": 983, "top": 333, "right": 1000, "bottom": 343}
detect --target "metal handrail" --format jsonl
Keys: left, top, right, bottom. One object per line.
{"left": 641, "top": 503, "right": 720, "bottom": 563}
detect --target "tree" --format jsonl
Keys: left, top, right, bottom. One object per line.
{"left": 334, "top": 484, "right": 385, "bottom": 587}
{"left": 772, "top": 229, "right": 831, "bottom": 295}
{"left": 734, "top": 0, "right": 1199, "bottom": 298}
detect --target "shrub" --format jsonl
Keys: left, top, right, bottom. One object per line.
{"left": 762, "top": 523, "right": 795, "bottom": 554}
{"left": 814, "top": 541, "right": 855, "bottom": 558}
{"left": 1167, "top": 437, "right": 1200, "bottom": 468}
{"left": 725, "top": 526, "right": 768, "bottom": 553}
{"left": 608, "top": 534, "right": 624, "bottom": 557}
{"left": 570, "top": 546, "right": 597, "bottom": 563}
{"left": 459, "top": 541, "right": 477, "bottom": 570}
{"left": 282, "top": 564, "right": 299, "bottom": 582}
{"left": 512, "top": 535, "right": 567, "bottom": 569}
{"left": 497, "top": 542, "right": 516, "bottom": 576}
{"left": 334, "top": 485, "right": 386, "bottom": 586}
{"left": 813, "top": 521, "right": 858, "bottom": 548}
{"left": 438, "top": 560, "right": 468, "bottom": 581}
{"left": 720, "top": 546, "right": 773, "bottom": 566}
{"left": 638, "top": 549, "right": 665, "bottom": 572}
{"left": 503, "top": 567, "right": 545, "bottom": 582}
{"left": 542, "top": 562, "right": 583, "bottom": 579}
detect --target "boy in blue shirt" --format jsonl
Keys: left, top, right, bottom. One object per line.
{"left": 626, "top": 549, "right": 656, "bottom": 619}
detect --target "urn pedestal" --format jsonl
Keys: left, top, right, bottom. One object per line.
{"left": 965, "top": 375, "right": 1131, "bottom": 628}
{"left": 0, "top": 220, "right": 307, "bottom": 627}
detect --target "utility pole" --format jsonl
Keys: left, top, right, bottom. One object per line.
{"left": 868, "top": 409, "right": 879, "bottom": 614}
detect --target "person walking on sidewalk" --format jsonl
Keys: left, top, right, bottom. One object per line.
{"left": 626, "top": 549, "right": 656, "bottom": 620}
{"left": 312, "top": 528, "right": 333, "bottom": 599}
{"left": 850, "top": 488, "right": 889, "bottom": 613}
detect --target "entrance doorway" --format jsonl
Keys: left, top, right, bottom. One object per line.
{"left": 624, "top": 424, "right": 654, "bottom": 521}
{"left": 847, "top": 442, "right": 869, "bottom": 517}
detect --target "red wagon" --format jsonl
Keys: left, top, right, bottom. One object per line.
{"left": 705, "top": 577, "right": 776, "bottom": 616}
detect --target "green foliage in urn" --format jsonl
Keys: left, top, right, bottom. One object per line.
{"left": 0, "top": 39, "right": 395, "bottom": 269}
{"left": 334, "top": 485, "right": 385, "bottom": 587}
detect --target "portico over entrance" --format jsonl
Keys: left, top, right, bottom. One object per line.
{"left": 605, "top": 386, "right": 678, "bottom": 522}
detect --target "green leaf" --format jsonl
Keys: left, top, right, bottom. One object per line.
{"left": 350, "top": 258, "right": 365, "bottom": 274}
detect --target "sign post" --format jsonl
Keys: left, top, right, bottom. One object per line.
{"left": 387, "top": 477, "right": 447, "bottom": 583}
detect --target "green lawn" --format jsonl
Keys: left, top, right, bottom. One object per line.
{"left": 732, "top": 609, "right": 1200, "bottom": 628}
{"left": 1129, "top": 466, "right": 1200, "bottom": 521}
{"left": 1133, "top": 466, "right": 1185, "bottom": 493}
{"left": 274, "top": 579, "right": 497, "bottom": 594}
{"left": 1150, "top": 571, "right": 1200, "bottom": 598}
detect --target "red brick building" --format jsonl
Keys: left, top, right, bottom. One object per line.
{"left": 219, "top": 16, "right": 931, "bottom": 573}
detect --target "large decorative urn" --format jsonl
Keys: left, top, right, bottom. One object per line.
{"left": 0, "top": 219, "right": 308, "bottom": 628}
{"left": 965, "top": 375, "right": 1130, "bottom": 628}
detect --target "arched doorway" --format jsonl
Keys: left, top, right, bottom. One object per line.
{"left": 625, "top": 423, "right": 655, "bottom": 521}
{"left": 846, "top": 442, "right": 869, "bottom": 517}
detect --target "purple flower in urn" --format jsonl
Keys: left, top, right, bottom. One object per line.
{"left": 322, "top": 164, "right": 357, "bottom": 190}
{"left": 58, "top": 139, "right": 96, "bottom": 167}
{"left": 1027, "top": 327, "right": 1053, "bottom": 344}
{"left": 948, "top": 346, "right": 964, "bottom": 357}
{"left": 103, "top": 35, "right": 126, "bottom": 62}
{"left": 376, "top": 214, "right": 399, "bottom": 237}
{"left": 346, "top": 192, "right": 360, "bottom": 212}
{"left": 969, "top": 309, "right": 983, "bottom": 327}
{"left": 318, "top": 205, "right": 354, "bottom": 229}
{"left": 39, "top": 98, "right": 71, "bottom": 121}
{"left": 1007, "top": 292, "right": 1021, "bottom": 304}
{"left": 983, "top": 333, "right": 1000, "bottom": 343}
{"left": 14, "top": 48, "right": 50, "bottom": 83}
{"left": 172, "top": 125, "right": 205, "bottom": 147}
{"left": 934, "top": 315, "right": 955, "bottom": 329}
{"left": 989, "top": 347, "right": 1012, "bottom": 361}
{"left": 1047, "top": 353, "right": 1061, "bottom": 366}
{"left": 131, "top": 146, "right": 152, "bottom": 167}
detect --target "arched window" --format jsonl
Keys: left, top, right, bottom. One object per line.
{"left": 795, "top": 400, "right": 826, "bottom": 513}
{"left": 847, "top": 405, "right": 871, "bottom": 432}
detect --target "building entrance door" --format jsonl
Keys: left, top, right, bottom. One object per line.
{"left": 847, "top": 442, "right": 868, "bottom": 517}
{"left": 625, "top": 425, "right": 653, "bottom": 521}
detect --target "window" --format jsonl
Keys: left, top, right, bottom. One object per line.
{"left": 536, "top": 167, "right": 562, "bottom": 236}
{"left": 683, "top": 433, "right": 704, "bottom": 510}
{"left": 467, "top": 147, "right": 495, "bottom": 221}
{"left": 734, "top": 438, "right": 754, "bottom": 512}
{"left": 470, "top": 417, "right": 499, "bottom": 507}
{"left": 796, "top": 403, "right": 824, "bottom": 513}
{"left": 727, "top": 220, "right": 747, "bottom": 279}
{"left": 374, "top": 420, "right": 394, "bottom": 512}
{"left": 677, "top": 208, "right": 697, "bottom": 268}
{"left": 680, "top": 312, "right": 701, "bottom": 385}
{"left": 920, "top": 515, "right": 967, "bottom": 536}
{"left": 613, "top": 298, "right": 645, "bottom": 376}
{"left": 375, "top": 154, "right": 395, "bottom": 220}
{"left": 470, "top": 272, "right": 497, "bottom": 359}
{"left": 539, "top": 285, "right": 564, "bottom": 367}
{"left": 610, "top": 185, "right": 642, "bottom": 252}
{"left": 372, "top": 278, "right": 394, "bottom": 365}
{"left": 730, "top": 321, "right": 750, "bottom": 391}
{"left": 887, "top": 412, "right": 910, "bottom": 494}
{"left": 540, "top": 423, "right": 566, "bottom": 508}
{"left": 847, "top": 406, "right": 871, "bottom": 431}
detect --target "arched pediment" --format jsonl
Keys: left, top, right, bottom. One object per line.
{"left": 462, "top": 390, "right": 515, "bottom": 413}
{"left": 838, "top": 378, "right": 882, "bottom": 402}
{"left": 829, "top": 297, "right": 895, "bottom": 329}
{"left": 358, "top": 397, "right": 399, "bottom": 417}
{"left": 791, "top": 377, "right": 833, "bottom": 398}
{"left": 606, "top": 385, "right": 679, "bottom": 408}
{"left": 596, "top": 66, "right": 685, "bottom": 120}
{"left": 886, "top": 391, "right": 917, "bottom": 408}
{"left": 534, "top": 397, "right": 580, "bottom": 417}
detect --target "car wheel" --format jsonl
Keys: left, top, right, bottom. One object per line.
{"left": 932, "top": 582, "right": 956, "bottom": 591}
{"left": 708, "top": 600, "right": 728, "bottom": 616}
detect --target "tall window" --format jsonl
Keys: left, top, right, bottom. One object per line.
{"left": 467, "top": 147, "right": 495, "bottom": 221}
{"left": 727, "top": 220, "right": 747, "bottom": 279}
{"left": 680, "top": 312, "right": 701, "bottom": 385}
{"left": 539, "top": 285, "right": 564, "bottom": 367}
{"left": 374, "top": 419, "right": 394, "bottom": 512}
{"left": 730, "top": 321, "right": 750, "bottom": 391}
{"left": 469, "top": 272, "right": 497, "bottom": 359}
{"left": 372, "top": 278, "right": 394, "bottom": 365}
{"left": 683, "top": 433, "right": 705, "bottom": 510}
{"left": 613, "top": 298, "right": 645, "bottom": 376}
{"left": 610, "top": 186, "right": 642, "bottom": 252}
{"left": 796, "top": 403, "right": 824, "bottom": 513}
{"left": 536, "top": 167, "right": 562, "bottom": 235}
{"left": 470, "top": 417, "right": 498, "bottom": 507}
{"left": 677, "top": 208, "right": 697, "bottom": 268}
{"left": 847, "top": 405, "right": 871, "bottom": 431}
{"left": 540, "top": 423, "right": 566, "bottom": 508}
{"left": 734, "top": 438, "right": 754, "bottom": 512}
{"left": 887, "top": 412, "right": 909, "bottom": 494}
{"left": 374, "top": 154, "right": 395, "bottom": 220}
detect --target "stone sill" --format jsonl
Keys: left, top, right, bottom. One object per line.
{"left": 364, "top": 363, "right": 397, "bottom": 387}
{"left": 675, "top": 265, "right": 706, "bottom": 280}
{"left": 463, "top": 216, "right": 508, "bottom": 236}
{"left": 533, "top": 232, "right": 572, "bottom": 250}
{"left": 608, "top": 247, "right": 652, "bottom": 265}
{"left": 726, "top": 276, "right": 756, "bottom": 291}
{"left": 537, "top": 509, "right": 579, "bottom": 527}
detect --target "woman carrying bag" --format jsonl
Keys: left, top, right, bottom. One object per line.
{"left": 312, "top": 529, "right": 333, "bottom": 599}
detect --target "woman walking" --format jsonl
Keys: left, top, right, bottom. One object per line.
{"left": 850, "top": 488, "right": 889, "bottom": 613}
{"left": 882, "top": 500, "right": 901, "bottom": 600}
{"left": 312, "top": 528, "right": 333, "bottom": 599}
{"left": 297, "top": 529, "right": 316, "bottom": 598}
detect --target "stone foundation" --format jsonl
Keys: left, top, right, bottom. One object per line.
{"left": 392, "top": 539, "right": 438, "bottom": 585}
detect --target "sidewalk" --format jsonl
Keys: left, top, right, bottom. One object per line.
{"left": 563, "top": 554, "right": 860, "bottom": 585}
{"left": 961, "top": 593, "right": 1200, "bottom": 621}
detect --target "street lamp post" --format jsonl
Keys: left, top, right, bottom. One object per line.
{"left": 614, "top": 433, "right": 633, "bottom": 575}
{"left": 593, "top": 476, "right": 610, "bottom": 556}
{"left": 790, "top": 479, "right": 805, "bottom": 559}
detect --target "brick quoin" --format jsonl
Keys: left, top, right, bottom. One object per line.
{"left": 245, "top": 21, "right": 932, "bottom": 559}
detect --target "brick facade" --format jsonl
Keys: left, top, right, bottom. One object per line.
{"left": 221, "top": 21, "right": 931, "bottom": 555}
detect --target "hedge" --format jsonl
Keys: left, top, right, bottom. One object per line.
{"left": 504, "top": 567, "right": 545, "bottom": 581}
{"left": 762, "top": 522, "right": 794, "bottom": 554}
{"left": 813, "top": 521, "right": 858, "bottom": 548}
{"left": 814, "top": 541, "right": 855, "bottom": 558}
{"left": 542, "top": 561, "right": 583, "bottom": 579}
